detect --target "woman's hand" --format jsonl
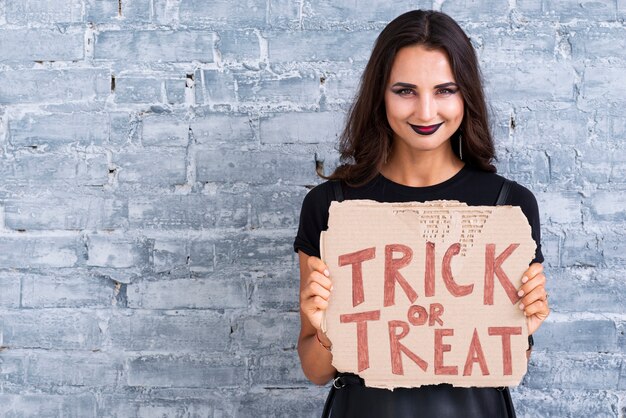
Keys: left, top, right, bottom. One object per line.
{"left": 300, "top": 256, "right": 333, "bottom": 345}
{"left": 517, "top": 262, "right": 550, "bottom": 335}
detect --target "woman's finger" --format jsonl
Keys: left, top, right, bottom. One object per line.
{"left": 518, "top": 285, "right": 547, "bottom": 310}
{"left": 523, "top": 299, "right": 550, "bottom": 318}
{"left": 308, "top": 270, "right": 333, "bottom": 292}
{"left": 521, "top": 262, "right": 544, "bottom": 284}
{"left": 307, "top": 256, "right": 330, "bottom": 277}
{"left": 518, "top": 273, "right": 546, "bottom": 297}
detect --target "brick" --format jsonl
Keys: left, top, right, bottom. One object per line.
{"left": 126, "top": 277, "right": 247, "bottom": 310}
{"left": 511, "top": 106, "right": 589, "bottom": 147}
{"left": 248, "top": 184, "right": 308, "bottom": 229}
{"left": 129, "top": 193, "right": 247, "bottom": 229}
{"left": 3, "top": 151, "right": 107, "bottom": 188}
{"left": 4, "top": 194, "right": 127, "bottom": 230}
{"left": 561, "top": 230, "right": 602, "bottom": 267}
{"left": 164, "top": 77, "right": 187, "bottom": 105}
{"left": 0, "top": 29, "right": 84, "bottom": 62}
{"left": 196, "top": 146, "right": 319, "bottom": 185}
{"left": 249, "top": 350, "right": 308, "bottom": 385}
{"left": 191, "top": 114, "right": 254, "bottom": 144}
{"left": 236, "top": 71, "right": 321, "bottom": 105}
{"left": 109, "top": 111, "right": 140, "bottom": 145}
{"left": 236, "top": 389, "right": 326, "bottom": 418}
{"left": 26, "top": 351, "right": 124, "bottom": 388}
{"left": 534, "top": 318, "right": 617, "bottom": 353}
{"left": 441, "top": 0, "right": 510, "bottom": 20}
{"left": 113, "top": 148, "right": 187, "bottom": 185}
{"left": 260, "top": 111, "right": 344, "bottom": 144}
{"left": 524, "top": 352, "right": 621, "bottom": 389}
{"left": 0, "top": 394, "right": 97, "bottom": 417}
{"left": 474, "top": 25, "right": 555, "bottom": 63}
{"left": 545, "top": 148, "right": 580, "bottom": 188}
{"left": 534, "top": 191, "right": 581, "bottom": 224}
{"left": 0, "top": 234, "right": 81, "bottom": 268}
{"left": 0, "top": 352, "right": 26, "bottom": 385}
{"left": 200, "top": 70, "right": 237, "bottom": 105}
{"left": 248, "top": 270, "right": 299, "bottom": 311}
{"left": 585, "top": 191, "right": 626, "bottom": 221}
{"left": 209, "top": 232, "right": 297, "bottom": 270}
{"left": 95, "top": 30, "right": 214, "bottom": 63}
{"left": 321, "top": 67, "right": 364, "bottom": 105}
{"left": 511, "top": 387, "right": 619, "bottom": 418}
{"left": 268, "top": 0, "right": 300, "bottom": 27}
{"left": 114, "top": 76, "right": 162, "bottom": 104}
{"left": 0, "top": 274, "right": 20, "bottom": 308}
{"left": 85, "top": 0, "right": 151, "bottom": 23}
{"left": 304, "top": 0, "right": 421, "bottom": 25}
{"left": 151, "top": 237, "right": 188, "bottom": 273}
{"left": 544, "top": 0, "right": 617, "bottom": 21}
{"left": 582, "top": 64, "right": 626, "bottom": 103}
{"left": 99, "top": 395, "right": 235, "bottom": 418}
{"left": 8, "top": 112, "right": 109, "bottom": 150}
{"left": 235, "top": 312, "right": 299, "bottom": 350}
{"left": 483, "top": 61, "right": 575, "bottom": 102}
{"left": 127, "top": 355, "right": 246, "bottom": 388}
{"left": 545, "top": 268, "right": 626, "bottom": 314}
{"left": 5, "top": 0, "right": 83, "bottom": 24}
{"left": 21, "top": 272, "right": 117, "bottom": 308}
{"left": 141, "top": 114, "right": 189, "bottom": 147}
{"left": 0, "top": 310, "right": 102, "bottom": 349}
{"left": 539, "top": 229, "right": 561, "bottom": 268}
{"left": 217, "top": 30, "right": 261, "bottom": 62}
{"left": 601, "top": 230, "right": 626, "bottom": 267}
{"left": 0, "top": 69, "right": 110, "bottom": 104}
{"left": 571, "top": 26, "right": 626, "bottom": 59}
{"left": 268, "top": 30, "right": 378, "bottom": 62}
{"left": 86, "top": 232, "right": 150, "bottom": 268}
{"left": 108, "top": 310, "right": 231, "bottom": 351}
{"left": 179, "top": 0, "right": 266, "bottom": 27}
{"left": 504, "top": 149, "right": 551, "bottom": 186}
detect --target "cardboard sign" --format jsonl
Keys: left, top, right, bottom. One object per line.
{"left": 320, "top": 200, "right": 536, "bottom": 390}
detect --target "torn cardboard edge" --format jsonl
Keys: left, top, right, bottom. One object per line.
{"left": 320, "top": 200, "right": 535, "bottom": 390}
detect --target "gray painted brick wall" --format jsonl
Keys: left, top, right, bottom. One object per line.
{"left": 0, "top": 1, "right": 624, "bottom": 417}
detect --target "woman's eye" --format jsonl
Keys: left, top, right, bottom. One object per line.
{"left": 393, "top": 88, "right": 414, "bottom": 96}
{"left": 437, "top": 88, "right": 458, "bottom": 95}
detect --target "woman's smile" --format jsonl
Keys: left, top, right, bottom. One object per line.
{"left": 410, "top": 122, "right": 444, "bottom": 136}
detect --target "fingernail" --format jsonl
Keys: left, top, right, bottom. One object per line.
{"left": 522, "top": 276, "right": 528, "bottom": 283}
{"left": 519, "top": 303, "right": 525, "bottom": 310}
{"left": 324, "top": 269, "right": 330, "bottom": 277}
{"left": 330, "top": 286, "right": 334, "bottom": 292}
{"left": 518, "top": 289, "right": 524, "bottom": 297}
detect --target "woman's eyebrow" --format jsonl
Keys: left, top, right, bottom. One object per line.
{"left": 390, "top": 81, "right": 459, "bottom": 89}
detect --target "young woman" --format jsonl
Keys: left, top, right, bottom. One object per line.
{"left": 293, "top": 10, "right": 550, "bottom": 417}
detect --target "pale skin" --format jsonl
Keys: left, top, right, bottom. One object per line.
{"left": 297, "top": 45, "right": 550, "bottom": 385}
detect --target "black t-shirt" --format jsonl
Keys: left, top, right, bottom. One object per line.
{"left": 293, "top": 165, "right": 543, "bottom": 417}
{"left": 294, "top": 165, "right": 543, "bottom": 264}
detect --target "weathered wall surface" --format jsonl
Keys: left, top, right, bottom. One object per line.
{"left": 0, "top": 0, "right": 624, "bottom": 417}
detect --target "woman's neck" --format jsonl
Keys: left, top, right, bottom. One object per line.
{"left": 379, "top": 143, "right": 464, "bottom": 187}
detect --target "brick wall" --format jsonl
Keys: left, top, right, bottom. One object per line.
{"left": 0, "top": 1, "right": 624, "bottom": 417}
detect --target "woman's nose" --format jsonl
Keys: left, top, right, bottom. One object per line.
{"left": 414, "top": 94, "right": 436, "bottom": 122}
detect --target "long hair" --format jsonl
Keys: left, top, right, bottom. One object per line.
{"left": 325, "top": 10, "right": 496, "bottom": 187}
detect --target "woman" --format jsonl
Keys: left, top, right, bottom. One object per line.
{"left": 293, "top": 10, "right": 550, "bottom": 417}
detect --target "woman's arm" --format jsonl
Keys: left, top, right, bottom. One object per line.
{"left": 297, "top": 250, "right": 337, "bottom": 385}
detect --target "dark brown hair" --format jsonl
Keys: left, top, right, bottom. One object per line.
{"left": 325, "top": 10, "right": 496, "bottom": 186}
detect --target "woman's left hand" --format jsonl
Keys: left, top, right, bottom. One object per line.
{"left": 517, "top": 262, "right": 550, "bottom": 335}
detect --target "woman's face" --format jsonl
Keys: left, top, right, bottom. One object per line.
{"left": 384, "top": 45, "right": 464, "bottom": 157}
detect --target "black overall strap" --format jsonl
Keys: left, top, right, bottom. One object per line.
{"left": 495, "top": 179, "right": 512, "bottom": 206}
{"left": 332, "top": 180, "right": 344, "bottom": 202}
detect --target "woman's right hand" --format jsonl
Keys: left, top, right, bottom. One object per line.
{"left": 299, "top": 256, "right": 333, "bottom": 333}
